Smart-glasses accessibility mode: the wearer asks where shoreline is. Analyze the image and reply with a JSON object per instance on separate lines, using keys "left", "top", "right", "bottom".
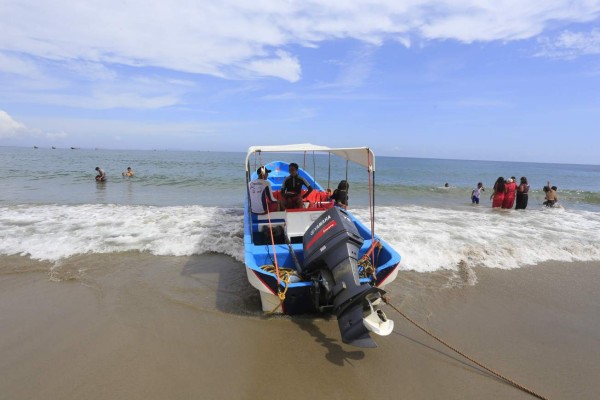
{"left": 1, "top": 254, "right": 599, "bottom": 399}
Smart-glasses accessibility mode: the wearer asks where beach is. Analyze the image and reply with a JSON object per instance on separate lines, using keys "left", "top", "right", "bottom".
{"left": 1, "top": 253, "right": 598, "bottom": 400}
{"left": 2, "top": 147, "right": 600, "bottom": 399}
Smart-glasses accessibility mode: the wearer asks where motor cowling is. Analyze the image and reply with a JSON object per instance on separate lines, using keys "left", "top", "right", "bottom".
{"left": 302, "top": 207, "right": 393, "bottom": 348}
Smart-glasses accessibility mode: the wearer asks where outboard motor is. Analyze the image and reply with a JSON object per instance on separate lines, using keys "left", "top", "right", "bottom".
{"left": 302, "top": 207, "right": 393, "bottom": 348}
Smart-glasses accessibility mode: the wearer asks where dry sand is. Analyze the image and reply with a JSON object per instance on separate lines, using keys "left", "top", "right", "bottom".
{"left": 1, "top": 253, "right": 599, "bottom": 400}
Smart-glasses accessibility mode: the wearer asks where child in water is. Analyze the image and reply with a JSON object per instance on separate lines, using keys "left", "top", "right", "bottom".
{"left": 471, "top": 182, "right": 485, "bottom": 204}
{"left": 122, "top": 166, "right": 134, "bottom": 177}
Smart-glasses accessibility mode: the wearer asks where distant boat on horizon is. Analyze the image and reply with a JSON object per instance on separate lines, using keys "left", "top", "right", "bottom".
{"left": 70, "top": 147, "right": 78, "bottom": 150}
{"left": 52, "top": 146, "right": 56, "bottom": 149}
{"left": 33, "top": 145, "right": 38, "bottom": 149}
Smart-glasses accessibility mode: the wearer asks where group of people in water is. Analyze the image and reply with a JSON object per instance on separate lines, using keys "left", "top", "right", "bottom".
{"left": 469, "top": 177, "right": 559, "bottom": 210}
{"left": 98, "top": 162, "right": 560, "bottom": 212}
{"left": 248, "top": 163, "right": 349, "bottom": 214}
{"left": 94, "top": 166, "right": 134, "bottom": 182}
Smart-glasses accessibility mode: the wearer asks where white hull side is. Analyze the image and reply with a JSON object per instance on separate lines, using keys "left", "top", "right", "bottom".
{"left": 245, "top": 267, "right": 282, "bottom": 313}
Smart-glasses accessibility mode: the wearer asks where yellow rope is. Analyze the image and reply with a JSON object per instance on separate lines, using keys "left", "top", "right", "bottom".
{"left": 382, "top": 296, "right": 549, "bottom": 400}
{"left": 260, "top": 265, "right": 301, "bottom": 314}
{"left": 358, "top": 241, "right": 382, "bottom": 279}
{"left": 358, "top": 256, "right": 375, "bottom": 278}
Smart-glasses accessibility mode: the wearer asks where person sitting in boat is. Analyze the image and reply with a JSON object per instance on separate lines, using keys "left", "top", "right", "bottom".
{"left": 95, "top": 166, "right": 106, "bottom": 182}
{"left": 331, "top": 180, "right": 349, "bottom": 209}
{"left": 249, "top": 166, "right": 282, "bottom": 214}
{"left": 122, "top": 166, "right": 134, "bottom": 177}
{"left": 281, "top": 162, "right": 313, "bottom": 209}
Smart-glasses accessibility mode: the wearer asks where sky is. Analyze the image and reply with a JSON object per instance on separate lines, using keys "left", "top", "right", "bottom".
{"left": 1, "top": 0, "right": 600, "bottom": 164}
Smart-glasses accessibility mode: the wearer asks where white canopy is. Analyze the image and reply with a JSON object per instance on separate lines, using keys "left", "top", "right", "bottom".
{"left": 245, "top": 143, "right": 375, "bottom": 172}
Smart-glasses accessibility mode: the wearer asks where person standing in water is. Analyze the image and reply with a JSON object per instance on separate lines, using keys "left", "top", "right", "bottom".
{"left": 543, "top": 181, "right": 558, "bottom": 207}
{"left": 515, "top": 177, "right": 530, "bottom": 209}
{"left": 471, "top": 182, "right": 484, "bottom": 205}
{"left": 122, "top": 166, "right": 134, "bottom": 177}
{"left": 502, "top": 177, "right": 517, "bottom": 209}
{"left": 490, "top": 177, "right": 506, "bottom": 208}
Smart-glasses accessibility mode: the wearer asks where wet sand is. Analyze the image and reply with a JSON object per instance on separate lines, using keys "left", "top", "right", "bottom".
{"left": 1, "top": 253, "right": 599, "bottom": 399}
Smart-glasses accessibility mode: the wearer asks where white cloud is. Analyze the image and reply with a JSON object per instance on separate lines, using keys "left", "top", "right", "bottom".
{"left": 0, "top": 110, "right": 26, "bottom": 138}
{"left": 314, "top": 46, "right": 375, "bottom": 91}
{"left": 536, "top": 29, "right": 600, "bottom": 59}
{"left": 0, "top": 110, "right": 69, "bottom": 140}
{"left": 96, "top": 92, "right": 181, "bottom": 109}
{"left": 0, "top": 70, "right": 190, "bottom": 110}
{"left": 63, "top": 60, "right": 118, "bottom": 81}
{"left": 244, "top": 50, "right": 301, "bottom": 82}
{"left": 2, "top": 0, "right": 600, "bottom": 85}
{"left": 2, "top": 0, "right": 600, "bottom": 118}
{"left": 0, "top": 53, "right": 41, "bottom": 77}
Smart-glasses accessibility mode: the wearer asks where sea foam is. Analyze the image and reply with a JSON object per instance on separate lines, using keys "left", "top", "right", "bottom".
{"left": 353, "top": 205, "right": 600, "bottom": 272}
{"left": 1, "top": 204, "right": 599, "bottom": 273}
{"left": 0, "top": 204, "right": 244, "bottom": 263}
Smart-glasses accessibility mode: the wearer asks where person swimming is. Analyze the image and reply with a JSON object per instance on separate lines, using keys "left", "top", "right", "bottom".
{"left": 122, "top": 166, "right": 134, "bottom": 177}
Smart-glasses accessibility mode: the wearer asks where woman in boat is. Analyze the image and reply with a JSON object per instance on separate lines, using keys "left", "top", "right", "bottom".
{"left": 490, "top": 177, "right": 506, "bottom": 208}
{"left": 515, "top": 176, "right": 529, "bottom": 209}
{"left": 331, "top": 180, "right": 349, "bottom": 209}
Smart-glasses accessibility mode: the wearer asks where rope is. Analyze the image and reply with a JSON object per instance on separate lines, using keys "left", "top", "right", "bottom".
{"left": 327, "top": 152, "right": 331, "bottom": 190}
{"left": 357, "top": 257, "right": 375, "bottom": 279}
{"left": 263, "top": 173, "right": 295, "bottom": 314}
{"left": 345, "top": 160, "right": 348, "bottom": 185}
{"left": 382, "top": 296, "right": 549, "bottom": 400}
{"left": 358, "top": 240, "right": 381, "bottom": 279}
{"left": 312, "top": 151, "right": 316, "bottom": 188}
{"left": 262, "top": 157, "right": 295, "bottom": 314}
{"left": 264, "top": 199, "right": 286, "bottom": 312}
{"left": 367, "top": 150, "right": 376, "bottom": 266}
{"left": 265, "top": 205, "right": 280, "bottom": 289}
{"left": 261, "top": 265, "right": 299, "bottom": 314}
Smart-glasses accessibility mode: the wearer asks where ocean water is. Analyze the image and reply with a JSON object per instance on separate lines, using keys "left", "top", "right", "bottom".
{"left": 1, "top": 146, "right": 599, "bottom": 273}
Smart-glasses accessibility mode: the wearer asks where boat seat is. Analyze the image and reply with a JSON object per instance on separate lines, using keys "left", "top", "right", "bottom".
{"left": 251, "top": 211, "right": 286, "bottom": 223}
{"left": 251, "top": 212, "right": 286, "bottom": 241}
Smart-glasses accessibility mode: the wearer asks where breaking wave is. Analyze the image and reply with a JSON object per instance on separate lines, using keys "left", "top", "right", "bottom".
{"left": 1, "top": 203, "right": 600, "bottom": 273}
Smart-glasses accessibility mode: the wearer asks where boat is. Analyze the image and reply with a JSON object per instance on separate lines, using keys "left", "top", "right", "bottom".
{"left": 244, "top": 144, "right": 401, "bottom": 347}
